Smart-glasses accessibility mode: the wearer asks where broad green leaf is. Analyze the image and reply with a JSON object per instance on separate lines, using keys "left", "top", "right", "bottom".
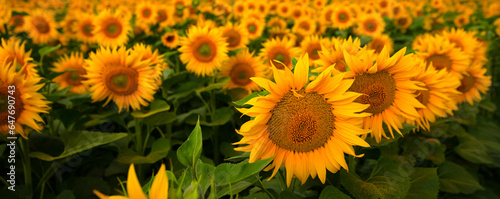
{"left": 195, "top": 77, "right": 230, "bottom": 93}
{"left": 214, "top": 157, "right": 273, "bottom": 186}
{"left": 341, "top": 157, "right": 411, "bottom": 199}
{"left": 196, "top": 161, "right": 216, "bottom": 195}
{"left": 143, "top": 111, "right": 177, "bottom": 126}
{"left": 131, "top": 99, "right": 171, "bottom": 118}
{"left": 117, "top": 138, "right": 170, "bottom": 164}
{"left": 30, "top": 131, "right": 127, "bottom": 161}
{"left": 405, "top": 168, "right": 439, "bottom": 199}
{"left": 319, "top": 185, "right": 351, "bottom": 199}
{"left": 177, "top": 118, "right": 203, "bottom": 168}
{"left": 402, "top": 137, "right": 444, "bottom": 165}
{"left": 455, "top": 131, "right": 493, "bottom": 164}
{"left": 39, "top": 44, "right": 61, "bottom": 57}
{"left": 45, "top": 86, "right": 71, "bottom": 102}
{"left": 199, "top": 107, "right": 233, "bottom": 126}
{"left": 291, "top": 57, "right": 298, "bottom": 67}
{"left": 366, "top": 124, "right": 416, "bottom": 147}
{"left": 279, "top": 190, "right": 298, "bottom": 199}
{"left": 217, "top": 180, "right": 255, "bottom": 198}
{"left": 233, "top": 90, "right": 269, "bottom": 107}
{"left": 438, "top": 161, "right": 484, "bottom": 194}
{"left": 479, "top": 100, "right": 496, "bottom": 112}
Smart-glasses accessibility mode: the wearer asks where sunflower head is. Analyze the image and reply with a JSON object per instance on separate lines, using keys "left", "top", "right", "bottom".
{"left": 221, "top": 23, "right": 249, "bottom": 51}
{"left": 235, "top": 53, "right": 371, "bottom": 186}
{"left": 52, "top": 52, "right": 88, "bottom": 94}
{"left": 93, "top": 10, "right": 131, "bottom": 47}
{"left": 218, "top": 49, "right": 267, "bottom": 92}
{"left": 259, "top": 37, "right": 300, "bottom": 71}
{"left": 0, "top": 37, "right": 38, "bottom": 80}
{"left": 25, "top": 10, "right": 59, "bottom": 44}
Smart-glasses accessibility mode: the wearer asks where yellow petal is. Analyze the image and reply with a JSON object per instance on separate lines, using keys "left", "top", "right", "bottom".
{"left": 150, "top": 164, "right": 169, "bottom": 199}
{"left": 127, "top": 165, "right": 147, "bottom": 199}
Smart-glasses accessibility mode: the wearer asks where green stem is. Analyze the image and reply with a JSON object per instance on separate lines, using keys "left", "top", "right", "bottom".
{"left": 257, "top": 177, "right": 275, "bottom": 199}
{"left": 210, "top": 76, "right": 219, "bottom": 164}
{"left": 278, "top": 169, "right": 286, "bottom": 191}
{"left": 35, "top": 166, "right": 54, "bottom": 195}
{"left": 135, "top": 118, "right": 143, "bottom": 155}
{"left": 19, "top": 137, "right": 32, "bottom": 191}
{"left": 289, "top": 178, "right": 297, "bottom": 194}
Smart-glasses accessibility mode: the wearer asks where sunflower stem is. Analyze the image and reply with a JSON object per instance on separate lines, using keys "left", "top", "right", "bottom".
{"left": 135, "top": 118, "right": 144, "bottom": 155}
{"left": 290, "top": 178, "right": 297, "bottom": 194}
{"left": 257, "top": 177, "right": 275, "bottom": 199}
{"left": 210, "top": 76, "right": 220, "bottom": 164}
{"left": 19, "top": 137, "right": 33, "bottom": 192}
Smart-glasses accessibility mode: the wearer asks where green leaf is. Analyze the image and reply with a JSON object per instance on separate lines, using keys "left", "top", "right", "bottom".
{"left": 131, "top": 99, "right": 171, "bottom": 118}
{"left": 195, "top": 77, "right": 230, "bottom": 93}
{"left": 143, "top": 111, "right": 177, "bottom": 126}
{"left": 55, "top": 190, "right": 75, "bottom": 199}
{"left": 30, "top": 131, "right": 127, "bottom": 161}
{"left": 214, "top": 157, "right": 273, "bottom": 186}
{"left": 177, "top": 118, "right": 203, "bottom": 168}
{"left": 291, "top": 57, "right": 298, "bottom": 67}
{"left": 438, "top": 161, "right": 484, "bottom": 194}
{"left": 341, "top": 157, "right": 411, "bottom": 199}
{"left": 45, "top": 86, "right": 72, "bottom": 102}
{"left": 455, "top": 131, "right": 494, "bottom": 164}
{"left": 405, "top": 168, "right": 439, "bottom": 199}
{"left": 319, "top": 185, "right": 351, "bottom": 199}
{"left": 233, "top": 90, "right": 269, "bottom": 107}
{"left": 366, "top": 124, "right": 416, "bottom": 147}
{"left": 196, "top": 161, "right": 216, "bottom": 195}
{"left": 279, "top": 190, "right": 298, "bottom": 199}
{"left": 117, "top": 138, "right": 170, "bottom": 164}
{"left": 39, "top": 44, "right": 61, "bottom": 57}
{"left": 479, "top": 100, "right": 496, "bottom": 112}
{"left": 199, "top": 107, "right": 233, "bottom": 126}
{"left": 217, "top": 180, "right": 255, "bottom": 198}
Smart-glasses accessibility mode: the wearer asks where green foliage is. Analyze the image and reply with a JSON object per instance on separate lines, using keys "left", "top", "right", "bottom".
{"left": 214, "top": 158, "right": 273, "bottom": 186}
{"left": 117, "top": 138, "right": 170, "bottom": 164}
{"left": 177, "top": 118, "right": 203, "bottom": 168}
{"left": 438, "top": 161, "right": 484, "bottom": 194}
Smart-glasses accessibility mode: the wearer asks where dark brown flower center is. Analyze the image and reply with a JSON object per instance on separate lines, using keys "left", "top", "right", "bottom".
{"left": 457, "top": 74, "right": 476, "bottom": 93}
{"left": 0, "top": 85, "right": 24, "bottom": 126}
{"left": 349, "top": 71, "right": 396, "bottom": 114}
{"left": 267, "top": 90, "right": 335, "bottom": 152}
{"left": 426, "top": 54, "right": 452, "bottom": 71}
{"left": 223, "top": 29, "right": 241, "bottom": 48}
{"left": 230, "top": 63, "right": 255, "bottom": 86}
{"left": 105, "top": 67, "right": 139, "bottom": 95}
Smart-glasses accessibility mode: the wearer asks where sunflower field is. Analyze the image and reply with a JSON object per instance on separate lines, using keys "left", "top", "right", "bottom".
{"left": 1, "top": 0, "right": 500, "bottom": 198}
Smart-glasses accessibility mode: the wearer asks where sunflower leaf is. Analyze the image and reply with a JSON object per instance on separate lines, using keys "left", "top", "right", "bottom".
{"left": 233, "top": 90, "right": 270, "bottom": 107}
{"left": 438, "top": 161, "right": 484, "bottom": 194}
{"left": 131, "top": 99, "right": 171, "bottom": 118}
{"left": 177, "top": 117, "right": 203, "bottom": 168}
{"left": 214, "top": 157, "right": 273, "bottom": 186}
{"left": 319, "top": 185, "right": 351, "bottom": 199}
{"left": 405, "top": 168, "right": 439, "bottom": 199}
{"left": 366, "top": 123, "right": 416, "bottom": 147}
{"left": 39, "top": 44, "right": 61, "bottom": 57}
{"left": 116, "top": 138, "right": 170, "bottom": 164}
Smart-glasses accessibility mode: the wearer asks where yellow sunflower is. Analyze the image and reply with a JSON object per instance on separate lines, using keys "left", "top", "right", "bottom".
{"left": 290, "top": 7, "right": 305, "bottom": 21}
{"left": 331, "top": 6, "right": 355, "bottom": 30}
{"left": 242, "top": 18, "right": 265, "bottom": 40}
{"left": 93, "top": 10, "right": 131, "bottom": 47}
{"left": 267, "top": 17, "right": 287, "bottom": 30}
{"left": 406, "top": 59, "right": 461, "bottom": 130}
{"left": 234, "top": 54, "right": 371, "bottom": 185}
{"left": 130, "top": 43, "right": 167, "bottom": 83}
{"left": 345, "top": 47, "right": 426, "bottom": 143}
{"left": 25, "top": 10, "right": 59, "bottom": 44}
{"left": 366, "top": 34, "right": 393, "bottom": 55}
{"left": 233, "top": 1, "right": 246, "bottom": 18}
{"left": 220, "top": 23, "right": 249, "bottom": 51}
{"left": 277, "top": 3, "right": 292, "bottom": 18}
{"left": 354, "top": 13, "right": 385, "bottom": 37}
{"left": 179, "top": 26, "right": 229, "bottom": 77}
{"left": 455, "top": 63, "right": 491, "bottom": 105}
{"left": 320, "top": 6, "right": 335, "bottom": 25}
{"left": 441, "top": 29, "right": 479, "bottom": 61}
{"left": 8, "top": 14, "right": 27, "bottom": 34}
{"left": 414, "top": 35, "right": 470, "bottom": 79}
{"left": 218, "top": 49, "right": 267, "bottom": 92}
{"left": 454, "top": 14, "right": 469, "bottom": 28}
{"left": 0, "top": 61, "right": 50, "bottom": 138}
{"left": 268, "top": 27, "right": 297, "bottom": 42}
{"left": 51, "top": 52, "right": 88, "bottom": 94}
{"left": 394, "top": 12, "right": 412, "bottom": 32}
{"left": 0, "top": 37, "right": 38, "bottom": 80}
{"left": 292, "top": 16, "right": 317, "bottom": 36}
{"left": 155, "top": 5, "right": 175, "bottom": 29}
{"left": 259, "top": 37, "right": 300, "bottom": 70}
{"left": 83, "top": 46, "right": 158, "bottom": 112}
{"left": 60, "top": 11, "right": 79, "bottom": 40}
{"left": 75, "top": 13, "right": 96, "bottom": 44}
{"left": 135, "top": 1, "right": 157, "bottom": 25}
{"left": 314, "top": 37, "right": 365, "bottom": 74}
{"left": 161, "top": 31, "right": 180, "bottom": 49}
{"left": 94, "top": 164, "right": 169, "bottom": 199}
{"left": 300, "top": 35, "right": 324, "bottom": 64}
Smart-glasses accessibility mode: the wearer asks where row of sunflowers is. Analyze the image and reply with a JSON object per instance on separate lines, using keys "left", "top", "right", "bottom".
{"left": 1, "top": 0, "right": 499, "bottom": 198}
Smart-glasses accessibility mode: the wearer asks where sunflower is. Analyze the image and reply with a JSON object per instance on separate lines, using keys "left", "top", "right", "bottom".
{"left": 292, "top": 16, "right": 317, "bottom": 36}
{"left": 267, "top": 17, "right": 287, "bottom": 30}
{"left": 233, "top": 1, "right": 246, "bottom": 17}
{"left": 290, "top": 7, "right": 305, "bottom": 21}
{"left": 0, "top": 37, "right": 38, "bottom": 80}
{"left": 25, "top": 10, "right": 59, "bottom": 44}
{"left": 314, "top": 37, "right": 365, "bottom": 74}
{"left": 394, "top": 13, "right": 412, "bottom": 32}
{"left": 331, "top": 6, "right": 355, "bottom": 30}
{"left": 130, "top": 43, "right": 167, "bottom": 83}
{"left": 0, "top": 61, "right": 50, "bottom": 139}
{"left": 354, "top": 13, "right": 385, "bottom": 37}
{"left": 366, "top": 34, "right": 393, "bottom": 55}
{"left": 406, "top": 59, "right": 461, "bottom": 130}
{"left": 8, "top": 14, "right": 27, "bottom": 34}
{"left": 234, "top": 54, "right": 371, "bottom": 185}
{"left": 75, "top": 13, "right": 96, "bottom": 44}
{"left": 454, "top": 14, "right": 469, "bottom": 28}
{"left": 441, "top": 29, "right": 479, "bottom": 61}
{"left": 155, "top": 5, "right": 175, "bottom": 28}
{"left": 51, "top": 52, "right": 88, "bottom": 94}
{"left": 259, "top": 37, "right": 300, "bottom": 70}
{"left": 161, "top": 31, "right": 180, "bottom": 49}
{"left": 83, "top": 46, "right": 158, "bottom": 112}
{"left": 455, "top": 63, "right": 491, "bottom": 105}
{"left": 320, "top": 6, "right": 335, "bottom": 25}
{"left": 179, "top": 26, "right": 228, "bottom": 77}
{"left": 218, "top": 49, "right": 267, "bottom": 92}
{"left": 93, "top": 10, "right": 131, "bottom": 47}
{"left": 241, "top": 18, "right": 265, "bottom": 40}
{"left": 345, "top": 47, "right": 426, "bottom": 143}
{"left": 135, "top": 1, "right": 157, "bottom": 25}
{"left": 300, "top": 35, "right": 324, "bottom": 64}
{"left": 414, "top": 35, "right": 470, "bottom": 79}
{"left": 220, "top": 23, "right": 249, "bottom": 51}
{"left": 268, "top": 27, "right": 296, "bottom": 42}
{"left": 277, "top": 3, "right": 292, "bottom": 18}
{"left": 94, "top": 164, "right": 169, "bottom": 199}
